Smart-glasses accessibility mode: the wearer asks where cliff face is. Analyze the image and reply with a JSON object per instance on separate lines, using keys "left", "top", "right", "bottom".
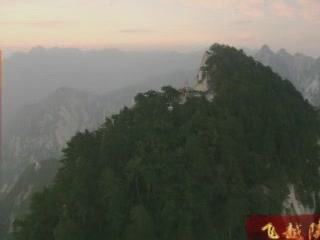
{"left": 194, "top": 49, "right": 214, "bottom": 92}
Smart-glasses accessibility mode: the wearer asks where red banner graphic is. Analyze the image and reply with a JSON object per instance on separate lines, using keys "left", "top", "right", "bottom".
{"left": 246, "top": 215, "right": 320, "bottom": 240}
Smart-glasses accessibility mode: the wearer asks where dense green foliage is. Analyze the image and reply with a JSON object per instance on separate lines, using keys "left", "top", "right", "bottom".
{"left": 11, "top": 44, "right": 320, "bottom": 240}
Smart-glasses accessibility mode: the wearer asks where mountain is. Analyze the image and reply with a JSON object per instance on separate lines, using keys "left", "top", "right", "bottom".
{"left": 1, "top": 87, "right": 106, "bottom": 185}
{"left": 0, "top": 67, "right": 196, "bottom": 239}
{"left": 2, "top": 47, "right": 202, "bottom": 129}
{"left": 1, "top": 67, "right": 196, "bottom": 187}
{"left": 10, "top": 44, "right": 320, "bottom": 240}
{"left": 1, "top": 47, "right": 200, "bottom": 181}
{"left": 254, "top": 45, "right": 320, "bottom": 105}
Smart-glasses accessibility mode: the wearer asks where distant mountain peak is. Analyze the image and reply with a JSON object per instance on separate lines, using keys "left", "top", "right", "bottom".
{"left": 51, "top": 87, "right": 82, "bottom": 99}
{"left": 260, "top": 44, "right": 273, "bottom": 54}
{"left": 48, "top": 87, "right": 98, "bottom": 104}
{"left": 294, "top": 52, "right": 308, "bottom": 58}
{"left": 54, "top": 86, "right": 80, "bottom": 95}
{"left": 30, "top": 46, "right": 46, "bottom": 54}
{"left": 277, "top": 48, "right": 290, "bottom": 56}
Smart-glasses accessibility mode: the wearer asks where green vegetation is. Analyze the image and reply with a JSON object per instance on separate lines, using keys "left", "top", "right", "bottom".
{"left": 11, "top": 44, "right": 320, "bottom": 240}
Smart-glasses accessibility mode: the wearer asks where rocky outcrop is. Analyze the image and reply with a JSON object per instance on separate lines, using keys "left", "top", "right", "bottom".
{"left": 282, "top": 184, "right": 316, "bottom": 215}
{"left": 194, "top": 49, "right": 215, "bottom": 92}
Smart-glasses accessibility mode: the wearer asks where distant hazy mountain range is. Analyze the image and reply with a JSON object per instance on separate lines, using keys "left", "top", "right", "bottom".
{"left": 2, "top": 47, "right": 202, "bottom": 130}
{"left": 1, "top": 47, "right": 200, "bottom": 183}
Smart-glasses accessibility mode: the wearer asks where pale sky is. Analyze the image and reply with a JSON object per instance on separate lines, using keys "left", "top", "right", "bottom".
{"left": 1, "top": 0, "right": 320, "bottom": 56}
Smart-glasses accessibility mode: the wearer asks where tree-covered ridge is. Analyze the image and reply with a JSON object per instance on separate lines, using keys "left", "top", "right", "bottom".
{"left": 11, "top": 44, "right": 320, "bottom": 240}
{"left": 208, "top": 44, "right": 320, "bottom": 183}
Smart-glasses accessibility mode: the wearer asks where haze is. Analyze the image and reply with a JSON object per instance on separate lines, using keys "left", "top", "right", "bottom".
{"left": 1, "top": 0, "right": 320, "bottom": 56}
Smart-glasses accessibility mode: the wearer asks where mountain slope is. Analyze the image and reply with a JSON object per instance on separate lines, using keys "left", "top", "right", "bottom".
{"left": 11, "top": 44, "right": 320, "bottom": 240}
{"left": 254, "top": 45, "right": 320, "bottom": 105}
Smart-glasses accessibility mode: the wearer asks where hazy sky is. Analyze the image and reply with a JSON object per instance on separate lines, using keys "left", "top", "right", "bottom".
{"left": 1, "top": 0, "right": 320, "bottom": 56}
